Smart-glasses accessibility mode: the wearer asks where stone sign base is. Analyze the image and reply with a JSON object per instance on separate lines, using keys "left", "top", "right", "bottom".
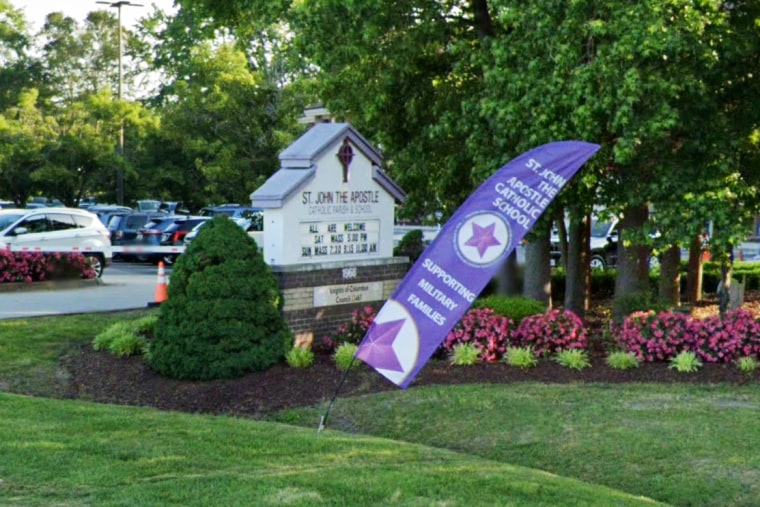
{"left": 271, "top": 257, "right": 409, "bottom": 349}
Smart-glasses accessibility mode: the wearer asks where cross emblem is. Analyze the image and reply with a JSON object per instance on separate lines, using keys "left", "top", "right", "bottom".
{"left": 337, "top": 138, "right": 354, "bottom": 183}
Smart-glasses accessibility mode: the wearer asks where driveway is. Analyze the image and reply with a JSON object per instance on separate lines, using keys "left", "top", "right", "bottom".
{"left": 0, "top": 262, "right": 165, "bottom": 320}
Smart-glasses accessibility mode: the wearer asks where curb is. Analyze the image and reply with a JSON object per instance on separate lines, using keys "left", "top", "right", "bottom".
{"left": 0, "top": 278, "right": 103, "bottom": 293}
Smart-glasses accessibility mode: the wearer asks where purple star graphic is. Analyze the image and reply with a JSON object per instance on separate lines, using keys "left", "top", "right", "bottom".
{"left": 355, "top": 318, "right": 406, "bottom": 372}
{"left": 464, "top": 221, "right": 501, "bottom": 258}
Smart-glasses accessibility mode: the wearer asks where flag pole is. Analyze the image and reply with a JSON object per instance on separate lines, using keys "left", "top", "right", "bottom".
{"left": 317, "top": 356, "right": 357, "bottom": 434}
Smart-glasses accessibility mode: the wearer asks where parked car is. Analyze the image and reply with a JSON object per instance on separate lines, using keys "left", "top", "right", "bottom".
{"left": 158, "top": 201, "right": 190, "bottom": 215}
{"left": 551, "top": 217, "right": 619, "bottom": 270}
{"left": 26, "top": 197, "right": 64, "bottom": 209}
{"left": 183, "top": 216, "right": 261, "bottom": 247}
{"left": 133, "top": 216, "right": 210, "bottom": 265}
{"left": 107, "top": 212, "right": 165, "bottom": 260}
{"left": 0, "top": 207, "right": 112, "bottom": 277}
{"left": 77, "top": 197, "right": 98, "bottom": 209}
{"left": 134, "top": 199, "right": 162, "bottom": 213}
{"left": 198, "top": 204, "right": 263, "bottom": 220}
{"left": 87, "top": 204, "right": 133, "bottom": 227}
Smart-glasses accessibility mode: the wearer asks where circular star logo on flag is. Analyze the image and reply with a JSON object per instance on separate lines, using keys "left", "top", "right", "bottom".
{"left": 354, "top": 299, "right": 419, "bottom": 386}
{"left": 454, "top": 211, "right": 511, "bottom": 266}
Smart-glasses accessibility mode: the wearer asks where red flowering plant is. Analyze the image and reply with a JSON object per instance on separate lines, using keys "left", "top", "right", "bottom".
{"left": 512, "top": 309, "right": 588, "bottom": 357}
{"left": 616, "top": 310, "right": 692, "bottom": 362}
{"left": 46, "top": 252, "right": 96, "bottom": 280}
{"left": 0, "top": 251, "right": 94, "bottom": 283}
{"left": 322, "top": 305, "right": 377, "bottom": 351}
{"left": 0, "top": 250, "right": 47, "bottom": 283}
{"left": 441, "top": 308, "right": 513, "bottom": 363}
{"left": 686, "top": 309, "right": 760, "bottom": 363}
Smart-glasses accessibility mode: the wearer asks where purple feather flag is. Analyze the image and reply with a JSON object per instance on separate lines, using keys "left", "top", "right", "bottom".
{"left": 355, "top": 141, "right": 601, "bottom": 388}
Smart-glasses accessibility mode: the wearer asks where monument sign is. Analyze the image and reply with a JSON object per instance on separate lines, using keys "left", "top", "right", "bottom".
{"left": 250, "top": 123, "right": 407, "bottom": 344}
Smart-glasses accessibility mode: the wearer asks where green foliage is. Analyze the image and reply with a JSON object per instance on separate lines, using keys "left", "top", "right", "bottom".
{"left": 323, "top": 306, "right": 376, "bottom": 351}
{"left": 448, "top": 343, "right": 480, "bottom": 366}
{"left": 554, "top": 349, "right": 591, "bottom": 370}
{"left": 736, "top": 356, "right": 759, "bottom": 375}
{"left": 333, "top": 343, "right": 359, "bottom": 372}
{"left": 149, "top": 216, "right": 292, "bottom": 380}
{"left": 558, "top": 269, "right": 617, "bottom": 301}
{"left": 669, "top": 351, "right": 702, "bottom": 373}
{"left": 612, "top": 291, "right": 670, "bottom": 322}
{"left": 504, "top": 347, "right": 538, "bottom": 369}
{"left": 109, "top": 333, "right": 148, "bottom": 357}
{"left": 393, "top": 229, "right": 426, "bottom": 263}
{"left": 472, "top": 295, "right": 546, "bottom": 324}
{"left": 92, "top": 320, "right": 148, "bottom": 357}
{"left": 606, "top": 351, "right": 640, "bottom": 370}
{"left": 133, "top": 313, "right": 157, "bottom": 336}
{"left": 92, "top": 322, "right": 133, "bottom": 351}
{"left": 285, "top": 347, "right": 315, "bottom": 368}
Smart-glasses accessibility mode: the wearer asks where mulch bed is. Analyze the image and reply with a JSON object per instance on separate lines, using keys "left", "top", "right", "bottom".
{"left": 51, "top": 291, "right": 760, "bottom": 419}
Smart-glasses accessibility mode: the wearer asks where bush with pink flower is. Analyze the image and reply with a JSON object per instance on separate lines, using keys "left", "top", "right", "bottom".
{"left": 616, "top": 310, "right": 692, "bottom": 362}
{"left": 442, "top": 308, "right": 513, "bottom": 363}
{"left": 322, "top": 305, "right": 377, "bottom": 351}
{"left": 686, "top": 309, "right": 760, "bottom": 363}
{"left": 512, "top": 309, "right": 588, "bottom": 357}
{"left": 616, "top": 308, "right": 760, "bottom": 364}
{"left": 0, "top": 250, "right": 94, "bottom": 283}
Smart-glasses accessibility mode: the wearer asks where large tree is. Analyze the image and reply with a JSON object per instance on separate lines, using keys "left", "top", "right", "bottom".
{"left": 173, "top": 0, "right": 760, "bottom": 313}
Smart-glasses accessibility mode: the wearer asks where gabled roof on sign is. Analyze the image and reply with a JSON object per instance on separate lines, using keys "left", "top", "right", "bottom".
{"left": 249, "top": 165, "right": 316, "bottom": 208}
{"left": 278, "top": 122, "right": 382, "bottom": 168}
{"left": 250, "top": 123, "right": 405, "bottom": 208}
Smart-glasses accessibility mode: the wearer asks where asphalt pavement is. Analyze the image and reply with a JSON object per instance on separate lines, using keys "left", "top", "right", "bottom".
{"left": 0, "top": 263, "right": 164, "bottom": 320}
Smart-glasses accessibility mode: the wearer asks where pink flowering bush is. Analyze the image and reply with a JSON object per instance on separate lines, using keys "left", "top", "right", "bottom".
{"left": 512, "top": 309, "right": 588, "bottom": 356}
{"left": 616, "top": 310, "right": 692, "bottom": 362}
{"left": 442, "top": 308, "right": 513, "bottom": 363}
{"left": 322, "top": 305, "right": 377, "bottom": 351}
{"left": 0, "top": 250, "right": 94, "bottom": 283}
{"left": 685, "top": 309, "right": 760, "bottom": 363}
{"left": 616, "top": 309, "right": 760, "bottom": 363}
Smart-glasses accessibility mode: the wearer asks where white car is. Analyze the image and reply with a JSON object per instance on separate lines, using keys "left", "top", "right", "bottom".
{"left": 0, "top": 207, "right": 112, "bottom": 277}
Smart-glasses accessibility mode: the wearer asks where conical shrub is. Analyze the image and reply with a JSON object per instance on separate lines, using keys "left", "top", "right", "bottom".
{"left": 149, "top": 216, "right": 292, "bottom": 380}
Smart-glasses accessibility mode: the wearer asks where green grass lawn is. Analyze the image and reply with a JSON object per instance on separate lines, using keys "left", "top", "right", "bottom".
{"left": 3, "top": 311, "right": 760, "bottom": 505}
{"left": 272, "top": 383, "right": 760, "bottom": 507}
{"left": 0, "top": 393, "right": 662, "bottom": 506}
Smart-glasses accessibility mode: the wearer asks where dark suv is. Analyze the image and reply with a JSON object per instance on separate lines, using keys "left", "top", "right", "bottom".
{"left": 108, "top": 212, "right": 165, "bottom": 260}
{"left": 133, "top": 215, "right": 210, "bottom": 265}
{"left": 88, "top": 204, "right": 133, "bottom": 227}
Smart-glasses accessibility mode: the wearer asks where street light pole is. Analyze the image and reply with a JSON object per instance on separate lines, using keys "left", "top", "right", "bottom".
{"left": 96, "top": 1, "right": 143, "bottom": 205}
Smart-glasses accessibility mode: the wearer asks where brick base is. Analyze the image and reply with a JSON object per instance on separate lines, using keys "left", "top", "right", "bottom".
{"left": 271, "top": 257, "right": 409, "bottom": 348}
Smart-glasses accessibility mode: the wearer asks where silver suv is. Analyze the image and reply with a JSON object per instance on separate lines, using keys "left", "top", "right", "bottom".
{"left": 0, "top": 207, "right": 112, "bottom": 277}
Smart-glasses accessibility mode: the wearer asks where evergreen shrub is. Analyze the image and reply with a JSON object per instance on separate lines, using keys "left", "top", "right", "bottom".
{"left": 393, "top": 229, "right": 426, "bottom": 263}
{"left": 148, "top": 216, "right": 292, "bottom": 380}
{"left": 472, "top": 295, "right": 545, "bottom": 324}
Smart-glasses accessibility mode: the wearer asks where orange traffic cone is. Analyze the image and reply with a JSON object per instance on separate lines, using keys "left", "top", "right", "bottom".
{"left": 148, "top": 261, "right": 168, "bottom": 307}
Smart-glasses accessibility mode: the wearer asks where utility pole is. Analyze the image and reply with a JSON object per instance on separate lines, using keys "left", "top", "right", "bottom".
{"left": 96, "top": 1, "right": 143, "bottom": 205}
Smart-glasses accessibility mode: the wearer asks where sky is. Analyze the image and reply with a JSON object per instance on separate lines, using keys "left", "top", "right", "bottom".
{"left": 9, "top": 0, "right": 177, "bottom": 32}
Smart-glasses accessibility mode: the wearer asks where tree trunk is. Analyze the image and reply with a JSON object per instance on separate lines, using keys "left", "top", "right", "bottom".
{"left": 495, "top": 249, "right": 520, "bottom": 296}
{"left": 613, "top": 204, "right": 650, "bottom": 321}
{"left": 718, "top": 250, "right": 733, "bottom": 319}
{"left": 684, "top": 234, "right": 704, "bottom": 304}
{"left": 564, "top": 213, "right": 589, "bottom": 318}
{"left": 556, "top": 215, "right": 569, "bottom": 271}
{"left": 657, "top": 244, "right": 681, "bottom": 306}
{"left": 523, "top": 233, "right": 552, "bottom": 308}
